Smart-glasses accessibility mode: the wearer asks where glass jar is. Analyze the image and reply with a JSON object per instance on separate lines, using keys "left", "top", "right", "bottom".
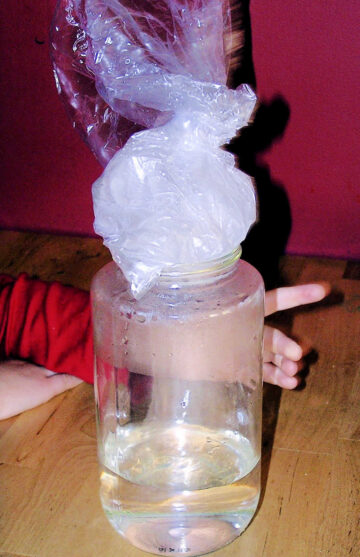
{"left": 91, "top": 249, "right": 264, "bottom": 556}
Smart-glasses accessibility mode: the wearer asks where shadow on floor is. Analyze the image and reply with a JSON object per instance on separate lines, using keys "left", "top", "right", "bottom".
{"left": 259, "top": 383, "right": 282, "bottom": 506}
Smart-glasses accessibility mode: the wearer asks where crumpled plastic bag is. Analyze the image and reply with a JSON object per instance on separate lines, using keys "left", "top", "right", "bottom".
{"left": 51, "top": 0, "right": 144, "bottom": 167}
{"left": 51, "top": 0, "right": 257, "bottom": 297}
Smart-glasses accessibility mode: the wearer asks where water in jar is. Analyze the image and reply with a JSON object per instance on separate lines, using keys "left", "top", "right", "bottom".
{"left": 96, "top": 362, "right": 260, "bottom": 557}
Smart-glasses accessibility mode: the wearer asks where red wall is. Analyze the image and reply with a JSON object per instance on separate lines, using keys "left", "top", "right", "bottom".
{"left": 1, "top": 1, "right": 359, "bottom": 259}
{"left": 251, "top": 0, "right": 360, "bottom": 260}
{"left": 0, "top": 1, "right": 100, "bottom": 236}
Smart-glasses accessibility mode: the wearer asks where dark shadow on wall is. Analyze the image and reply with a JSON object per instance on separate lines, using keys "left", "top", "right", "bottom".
{"left": 226, "top": 0, "right": 292, "bottom": 289}
{"left": 230, "top": 98, "right": 292, "bottom": 289}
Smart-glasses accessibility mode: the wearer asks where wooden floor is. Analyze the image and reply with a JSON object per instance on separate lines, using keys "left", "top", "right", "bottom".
{"left": 0, "top": 230, "right": 359, "bottom": 557}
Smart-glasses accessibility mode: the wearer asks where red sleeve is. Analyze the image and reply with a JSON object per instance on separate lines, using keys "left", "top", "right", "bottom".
{"left": 0, "top": 274, "right": 94, "bottom": 383}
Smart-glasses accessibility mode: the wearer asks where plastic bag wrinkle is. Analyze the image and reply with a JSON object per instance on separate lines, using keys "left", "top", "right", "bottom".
{"left": 51, "top": 1, "right": 257, "bottom": 297}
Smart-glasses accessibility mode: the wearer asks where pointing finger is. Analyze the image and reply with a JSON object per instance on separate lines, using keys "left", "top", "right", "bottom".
{"left": 265, "top": 282, "right": 330, "bottom": 317}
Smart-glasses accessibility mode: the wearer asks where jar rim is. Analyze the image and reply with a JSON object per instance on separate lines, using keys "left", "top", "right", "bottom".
{"left": 160, "top": 246, "right": 242, "bottom": 278}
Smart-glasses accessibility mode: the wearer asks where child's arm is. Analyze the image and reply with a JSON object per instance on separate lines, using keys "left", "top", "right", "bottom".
{"left": 0, "top": 274, "right": 330, "bottom": 419}
{"left": 0, "top": 273, "right": 93, "bottom": 382}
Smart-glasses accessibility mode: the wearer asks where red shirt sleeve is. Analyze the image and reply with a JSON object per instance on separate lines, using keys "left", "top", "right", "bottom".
{"left": 0, "top": 274, "right": 94, "bottom": 383}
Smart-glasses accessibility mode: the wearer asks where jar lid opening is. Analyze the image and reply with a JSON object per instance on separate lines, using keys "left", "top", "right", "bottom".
{"left": 160, "top": 246, "right": 242, "bottom": 279}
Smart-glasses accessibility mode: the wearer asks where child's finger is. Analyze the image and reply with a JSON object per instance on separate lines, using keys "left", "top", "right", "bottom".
{"left": 264, "top": 326, "right": 303, "bottom": 361}
{"left": 263, "top": 363, "right": 300, "bottom": 389}
{"left": 263, "top": 351, "right": 304, "bottom": 376}
{"left": 265, "top": 282, "right": 330, "bottom": 317}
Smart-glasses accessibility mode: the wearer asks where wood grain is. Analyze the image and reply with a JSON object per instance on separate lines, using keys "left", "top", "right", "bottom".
{"left": 0, "top": 230, "right": 111, "bottom": 289}
{"left": 0, "top": 231, "right": 359, "bottom": 556}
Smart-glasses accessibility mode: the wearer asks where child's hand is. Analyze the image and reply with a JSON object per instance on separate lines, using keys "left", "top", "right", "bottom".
{"left": 0, "top": 360, "right": 82, "bottom": 420}
{"left": 263, "top": 282, "right": 330, "bottom": 389}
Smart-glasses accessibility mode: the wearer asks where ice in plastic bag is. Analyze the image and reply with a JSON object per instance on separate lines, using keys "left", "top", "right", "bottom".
{"left": 51, "top": 1, "right": 257, "bottom": 297}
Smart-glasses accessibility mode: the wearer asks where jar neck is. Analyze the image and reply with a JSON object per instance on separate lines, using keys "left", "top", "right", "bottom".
{"left": 159, "top": 246, "right": 242, "bottom": 287}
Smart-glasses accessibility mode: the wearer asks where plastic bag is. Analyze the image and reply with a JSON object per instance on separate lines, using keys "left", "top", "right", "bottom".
{"left": 51, "top": 0, "right": 144, "bottom": 167}
{"left": 51, "top": 1, "right": 257, "bottom": 297}
{"left": 51, "top": 0, "right": 245, "bottom": 166}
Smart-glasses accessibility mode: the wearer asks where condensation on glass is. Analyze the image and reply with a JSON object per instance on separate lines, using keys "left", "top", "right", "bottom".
{"left": 91, "top": 249, "right": 264, "bottom": 556}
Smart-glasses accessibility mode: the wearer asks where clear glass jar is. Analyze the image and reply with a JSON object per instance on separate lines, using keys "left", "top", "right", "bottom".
{"left": 91, "top": 249, "right": 264, "bottom": 556}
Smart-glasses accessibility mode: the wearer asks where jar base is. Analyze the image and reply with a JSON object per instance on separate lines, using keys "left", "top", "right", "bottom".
{"left": 105, "top": 512, "right": 256, "bottom": 556}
